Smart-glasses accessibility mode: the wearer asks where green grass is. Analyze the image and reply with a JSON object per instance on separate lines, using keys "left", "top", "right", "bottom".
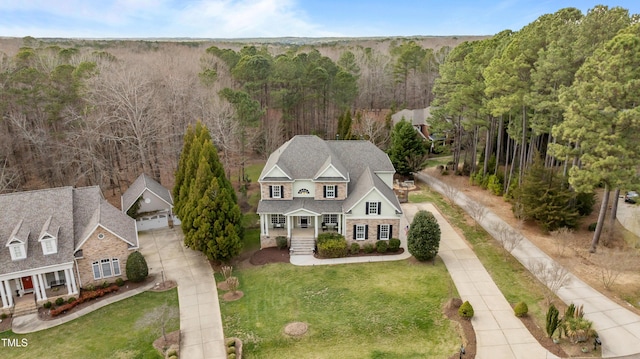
{"left": 219, "top": 261, "right": 460, "bottom": 359}
{"left": 423, "top": 155, "right": 453, "bottom": 168}
{"left": 242, "top": 227, "right": 261, "bottom": 253}
{"left": 245, "top": 162, "right": 266, "bottom": 183}
{"left": 2, "top": 289, "right": 179, "bottom": 359}
{"left": 410, "top": 184, "right": 549, "bottom": 326}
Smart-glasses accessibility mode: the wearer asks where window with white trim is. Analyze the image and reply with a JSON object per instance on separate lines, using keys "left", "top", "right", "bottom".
{"left": 272, "top": 185, "right": 281, "bottom": 198}
{"left": 325, "top": 185, "right": 335, "bottom": 198}
{"left": 92, "top": 258, "right": 121, "bottom": 280}
{"left": 10, "top": 245, "right": 26, "bottom": 260}
{"left": 355, "top": 225, "right": 366, "bottom": 240}
{"left": 323, "top": 214, "right": 338, "bottom": 224}
{"left": 298, "top": 188, "right": 310, "bottom": 195}
{"left": 42, "top": 239, "right": 56, "bottom": 255}
{"left": 368, "top": 202, "right": 379, "bottom": 215}
{"left": 379, "top": 224, "right": 390, "bottom": 240}
{"left": 271, "top": 214, "right": 286, "bottom": 225}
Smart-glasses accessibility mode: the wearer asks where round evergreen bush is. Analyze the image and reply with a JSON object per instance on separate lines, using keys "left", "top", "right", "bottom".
{"left": 588, "top": 222, "right": 597, "bottom": 232}
{"left": 408, "top": 210, "right": 441, "bottom": 261}
{"left": 115, "top": 278, "right": 125, "bottom": 286}
{"left": 43, "top": 301, "right": 52, "bottom": 309}
{"left": 363, "top": 243, "right": 375, "bottom": 253}
{"left": 376, "top": 240, "right": 388, "bottom": 253}
{"left": 55, "top": 297, "right": 65, "bottom": 306}
{"left": 126, "top": 251, "right": 149, "bottom": 283}
{"left": 514, "top": 301, "right": 528, "bottom": 317}
{"left": 276, "top": 236, "right": 288, "bottom": 250}
{"left": 458, "top": 301, "right": 474, "bottom": 319}
{"left": 388, "top": 238, "right": 401, "bottom": 252}
{"left": 350, "top": 243, "right": 360, "bottom": 254}
{"left": 67, "top": 297, "right": 76, "bottom": 304}
{"left": 317, "top": 238, "right": 347, "bottom": 258}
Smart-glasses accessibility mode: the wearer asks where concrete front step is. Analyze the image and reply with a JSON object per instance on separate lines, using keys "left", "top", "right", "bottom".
{"left": 290, "top": 238, "right": 315, "bottom": 255}
{"left": 13, "top": 303, "right": 38, "bottom": 317}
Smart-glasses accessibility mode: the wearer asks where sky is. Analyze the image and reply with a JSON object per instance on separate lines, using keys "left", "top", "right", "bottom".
{"left": 0, "top": 1, "right": 639, "bottom": 39}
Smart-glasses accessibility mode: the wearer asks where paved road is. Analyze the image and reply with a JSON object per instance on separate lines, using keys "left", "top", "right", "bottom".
{"left": 139, "top": 229, "right": 226, "bottom": 359}
{"left": 417, "top": 172, "right": 640, "bottom": 358}
{"left": 616, "top": 197, "right": 640, "bottom": 240}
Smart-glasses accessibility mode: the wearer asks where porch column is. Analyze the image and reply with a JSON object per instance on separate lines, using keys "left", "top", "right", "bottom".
{"left": 0, "top": 280, "right": 8, "bottom": 308}
{"left": 38, "top": 273, "right": 48, "bottom": 300}
{"left": 66, "top": 268, "right": 78, "bottom": 294}
{"left": 287, "top": 216, "right": 292, "bottom": 238}
{"left": 32, "top": 275, "right": 42, "bottom": 301}
{"left": 65, "top": 269, "right": 73, "bottom": 294}
{"left": 314, "top": 216, "right": 319, "bottom": 238}
{"left": 264, "top": 214, "right": 269, "bottom": 237}
{"left": 3, "top": 280, "right": 12, "bottom": 307}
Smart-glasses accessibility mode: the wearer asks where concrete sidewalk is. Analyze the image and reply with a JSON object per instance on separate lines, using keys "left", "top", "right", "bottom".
{"left": 139, "top": 229, "right": 226, "bottom": 359}
{"left": 404, "top": 203, "right": 558, "bottom": 359}
{"left": 417, "top": 172, "right": 640, "bottom": 358}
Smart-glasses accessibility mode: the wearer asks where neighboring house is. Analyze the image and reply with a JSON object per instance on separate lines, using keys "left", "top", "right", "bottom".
{"left": 0, "top": 186, "right": 138, "bottom": 314}
{"left": 121, "top": 173, "right": 180, "bottom": 231}
{"left": 257, "top": 135, "right": 402, "bottom": 252}
{"left": 391, "top": 107, "right": 432, "bottom": 139}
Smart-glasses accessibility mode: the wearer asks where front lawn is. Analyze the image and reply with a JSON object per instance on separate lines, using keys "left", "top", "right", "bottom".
{"left": 2, "top": 289, "right": 179, "bottom": 359}
{"left": 219, "top": 261, "right": 460, "bottom": 359}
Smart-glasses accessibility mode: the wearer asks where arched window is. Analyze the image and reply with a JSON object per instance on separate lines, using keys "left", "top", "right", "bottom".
{"left": 298, "top": 188, "right": 310, "bottom": 195}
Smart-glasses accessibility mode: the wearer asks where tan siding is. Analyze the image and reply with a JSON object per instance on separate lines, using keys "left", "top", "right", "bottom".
{"left": 76, "top": 227, "right": 131, "bottom": 288}
{"left": 345, "top": 218, "right": 401, "bottom": 246}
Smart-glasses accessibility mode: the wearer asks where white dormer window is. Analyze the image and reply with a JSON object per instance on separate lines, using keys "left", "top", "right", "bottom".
{"left": 271, "top": 185, "right": 282, "bottom": 198}
{"left": 10, "top": 243, "right": 26, "bottom": 260}
{"left": 41, "top": 238, "right": 57, "bottom": 255}
{"left": 325, "top": 185, "right": 335, "bottom": 198}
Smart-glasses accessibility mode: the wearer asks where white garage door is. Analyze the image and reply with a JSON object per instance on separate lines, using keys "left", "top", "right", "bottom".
{"left": 136, "top": 213, "right": 169, "bottom": 231}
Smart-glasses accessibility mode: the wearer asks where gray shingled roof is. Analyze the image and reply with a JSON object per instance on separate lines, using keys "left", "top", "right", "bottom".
{"left": 1, "top": 186, "right": 138, "bottom": 276}
{"left": 391, "top": 107, "right": 432, "bottom": 127}
{"left": 258, "top": 136, "right": 400, "bottom": 215}
{"left": 257, "top": 198, "right": 343, "bottom": 215}
{"left": 121, "top": 173, "right": 173, "bottom": 212}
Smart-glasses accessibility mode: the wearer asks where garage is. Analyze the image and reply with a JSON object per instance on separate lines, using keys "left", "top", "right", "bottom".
{"left": 136, "top": 213, "right": 169, "bottom": 231}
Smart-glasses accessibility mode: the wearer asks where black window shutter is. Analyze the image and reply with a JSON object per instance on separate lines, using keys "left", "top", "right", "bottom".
{"left": 389, "top": 225, "right": 393, "bottom": 238}
{"left": 365, "top": 202, "right": 369, "bottom": 215}
{"left": 323, "top": 186, "right": 327, "bottom": 198}
{"left": 280, "top": 186, "right": 284, "bottom": 198}
{"left": 378, "top": 202, "right": 382, "bottom": 215}
{"left": 353, "top": 225, "right": 356, "bottom": 239}
{"left": 269, "top": 186, "right": 273, "bottom": 198}
{"left": 365, "top": 225, "right": 369, "bottom": 239}
{"left": 335, "top": 186, "right": 339, "bottom": 197}
{"left": 377, "top": 225, "right": 381, "bottom": 239}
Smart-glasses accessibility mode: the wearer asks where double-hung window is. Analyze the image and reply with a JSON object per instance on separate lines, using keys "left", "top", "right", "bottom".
{"left": 367, "top": 202, "right": 379, "bottom": 215}
{"left": 355, "top": 225, "right": 366, "bottom": 240}
{"left": 325, "top": 185, "right": 335, "bottom": 198}
{"left": 378, "top": 224, "right": 390, "bottom": 240}
{"left": 271, "top": 185, "right": 281, "bottom": 198}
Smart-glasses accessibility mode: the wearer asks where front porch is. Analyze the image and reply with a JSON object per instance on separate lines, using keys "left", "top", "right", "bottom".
{"left": 259, "top": 212, "right": 344, "bottom": 249}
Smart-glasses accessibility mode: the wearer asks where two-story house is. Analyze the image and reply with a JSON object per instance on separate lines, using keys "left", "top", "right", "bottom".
{"left": 0, "top": 186, "right": 138, "bottom": 315}
{"left": 257, "top": 135, "right": 402, "bottom": 252}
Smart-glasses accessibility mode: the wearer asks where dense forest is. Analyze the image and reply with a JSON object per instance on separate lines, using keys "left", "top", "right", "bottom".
{"left": 0, "top": 35, "right": 469, "bottom": 193}
{"left": 430, "top": 5, "right": 640, "bottom": 251}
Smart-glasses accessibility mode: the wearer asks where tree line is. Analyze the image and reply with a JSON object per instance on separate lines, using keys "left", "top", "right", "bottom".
{"left": 431, "top": 5, "right": 640, "bottom": 251}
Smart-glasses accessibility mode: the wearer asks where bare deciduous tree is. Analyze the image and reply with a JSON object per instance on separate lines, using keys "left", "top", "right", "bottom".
{"left": 550, "top": 227, "right": 574, "bottom": 258}
{"left": 529, "top": 259, "right": 571, "bottom": 305}
{"left": 443, "top": 183, "right": 459, "bottom": 206}
{"left": 135, "top": 303, "right": 179, "bottom": 344}
{"left": 466, "top": 200, "right": 487, "bottom": 229}
{"left": 590, "top": 249, "right": 638, "bottom": 289}
{"left": 0, "top": 159, "right": 19, "bottom": 193}
{"left": 491, "top": 222, "right": 523, "bottom": 257}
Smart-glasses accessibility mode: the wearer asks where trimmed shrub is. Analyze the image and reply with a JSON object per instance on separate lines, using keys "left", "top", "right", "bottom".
{"left": 317, "top": 237, "right": 348, "bottom": 258}
{"left": 43, "top": 301, "right": 52, "bottom": 309}
{"left": 408, "top": 210, "right": 441, "bottom": 261}
{"left": 226, "top": 346, "right": 236, "bottom": 354}
{"left": 228, "top": 354, "right": 236, "bottom": 359}
{"left": 55, "top": 297, "right": 65, "bottom": 306}
{"left": 459, "top": 301, "right": 474, "bottom": 319}
{"left": 169, "top": 356, "right": 178, "bottom": 359}
{"left": 225, "top": 338, "right": 236, "bottom": 346}
{"left": 167, "top": 349, "right": 178, "bottom": 356}
{"left": 0, "top": 313, "right": 7, "bottom": 320}
{"left": 388, "top": 238, "right": 401, "bottom": 252}
{"left": 514, "top": 301, "right": 528, "bottom": 317}
{"left": 126, "top": 251, "right": 149, "bottom": 283}
{"left": 67, "top": 297, "right": 76, "bottom": 304}
{"left": 317, "top": 232, "right": 344, "bottom": 244}
{"left": 85, "top": 284, "right": 95, "bottom": 291}
{"left": 350, "top": 243, "right": 360, "bottom": 255}
{"left": 588, "top": 222, "right": 597, "bottom": 232}
{"left": 115, "top": 278, "right": 125, "bottom": 287}
{"left": 276, "top": 236, "right": 288, "bottom": 250}
{"left": 546, "top": 304, "right": 560, "bottom": 338}
{"left": 363, "top": 243, "right": 375, "bottom": 253}
{"left": 102, "top": 281, "right": 110, "bottom": 289}
{"left": 376, "top": 240, "right": 388, "bottom": 253}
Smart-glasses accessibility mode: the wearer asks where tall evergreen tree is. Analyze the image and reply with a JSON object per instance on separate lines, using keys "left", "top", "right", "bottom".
{"left": 388, "top": 120, "right": 427, "bottom": 176}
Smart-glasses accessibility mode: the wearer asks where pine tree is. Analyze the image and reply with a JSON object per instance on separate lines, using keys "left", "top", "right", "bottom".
{"left": 388, "top": 120, "right": 426, "bottom": 176}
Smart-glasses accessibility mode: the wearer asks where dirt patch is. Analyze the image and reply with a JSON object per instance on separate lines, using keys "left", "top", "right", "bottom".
{"left": 444, "top": 298, "right": 476, "bottom": 359}
{"left": 249, "top": 247, "right": 291, "bottom": 266}
{"left": 149, "top": 280, "right": 177, "bottom": 292}
{"left": 152, "top": 330, "right": 180, "bottom": 357}
{"left": 0, "top": 315, "right": 11, "bottom": 333}
{"left": 284, "top": 321, "right": 308, "bottom": 337}
{"left": 222, "top": 291, "right": 244, "bottom": 302}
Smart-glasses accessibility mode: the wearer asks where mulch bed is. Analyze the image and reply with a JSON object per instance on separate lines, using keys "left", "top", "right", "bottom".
{"left": 249, "top": 247, "right": 291, "bottom": 265}
{"left": 517, "top": 311, "right": 568, "bottom": 357}
{"left": 444, "top": 298, "right": 476, "bottom": 359}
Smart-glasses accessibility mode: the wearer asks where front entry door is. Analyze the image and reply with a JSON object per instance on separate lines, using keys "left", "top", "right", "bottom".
{"left": 21, "top": 276, "right": 33, "bottom": 291}
{"left": 300, "top": 216, "right": 308, "bottom": 228}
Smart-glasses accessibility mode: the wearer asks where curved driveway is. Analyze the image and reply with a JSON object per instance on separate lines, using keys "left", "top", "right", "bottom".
{"left": 139, "top": 229, "right": 226, "bottom": 359}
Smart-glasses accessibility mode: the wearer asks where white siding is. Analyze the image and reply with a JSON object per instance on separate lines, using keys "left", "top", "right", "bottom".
{"left": 137, "top": 189, "right": 171, "bottom": 213}
{"left": 263, "top": 165, "right": 288, "bottom": 179}
{"left": 376, "top": 172, "right": 395, "bottom": 188}
{"left": 293, "top": 180, "right": 315, "bottom": 197}
{"left": 317, "top": 165, "right": 345, "bottom": 179}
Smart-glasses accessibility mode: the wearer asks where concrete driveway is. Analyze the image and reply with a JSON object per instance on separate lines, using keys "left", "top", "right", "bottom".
{"left": 616, "top": 197, "right": 640, "bottom": 239}
{"left": 138, "top": 228, "right": 226, "bottom": 359}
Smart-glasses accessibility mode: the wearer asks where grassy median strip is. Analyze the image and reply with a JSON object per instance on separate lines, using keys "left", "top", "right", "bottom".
{"left": 219, "top": 261, "right": 460, "bottom": 359}
{"left": 409, "top": 184, "right": 549, "bottom": 325}
{"left": 2, "top": 289, "right": 179, "bottom": 359}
